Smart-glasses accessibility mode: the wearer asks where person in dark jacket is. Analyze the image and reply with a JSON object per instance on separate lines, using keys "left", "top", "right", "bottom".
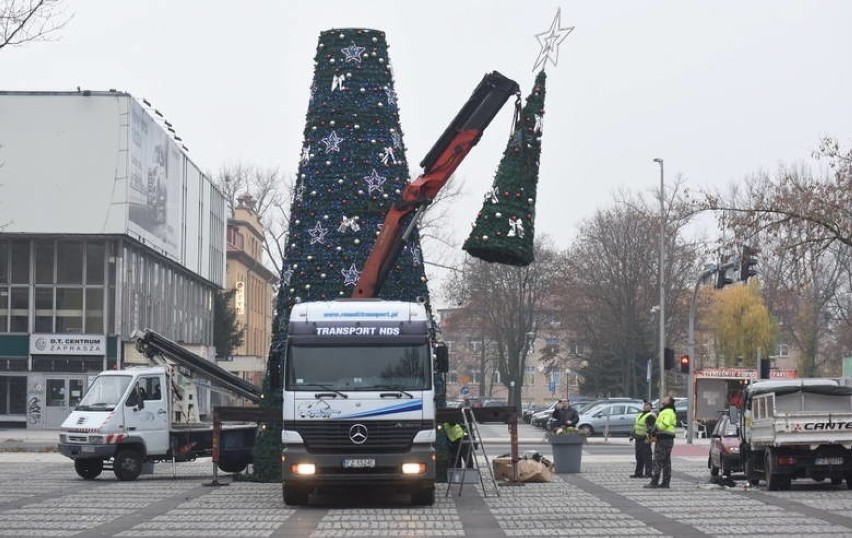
{"left": 630, "top": 400, "right": 656, "bottom": 478}
{"left": 551, "top": 399, "right": 579, "bottom": 430}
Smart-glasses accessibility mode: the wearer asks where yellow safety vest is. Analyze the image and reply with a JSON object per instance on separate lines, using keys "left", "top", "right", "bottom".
{"left": 443, "top": 422, "right": 465, "bottom": 443}
{"left": 633, "top": 412, "right": 653, "bottom": 436}
{"left": 656, "top": 407, "right": 677, "bottom": 435}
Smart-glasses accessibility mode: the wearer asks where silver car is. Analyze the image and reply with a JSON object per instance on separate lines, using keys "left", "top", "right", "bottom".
{"left": 576, "top": 401, "right": 644, "bottom": 436}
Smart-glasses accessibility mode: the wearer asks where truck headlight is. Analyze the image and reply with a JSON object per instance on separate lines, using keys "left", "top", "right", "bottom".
{"left": 402, "top": 463, "right": 426, "bottom": 474}
{"left": 292, "top": 463, "right": 316, "bottom": 475}
{"left": 88, "top": 436, "right": 104, "bottom": 444}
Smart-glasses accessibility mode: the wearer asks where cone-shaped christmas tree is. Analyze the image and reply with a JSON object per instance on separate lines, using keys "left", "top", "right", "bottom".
{"left": 463, "top": 70, "right": 547, "bottom": 266}
{"left": 252, "top": 28, "right": 432, "bottom": 481}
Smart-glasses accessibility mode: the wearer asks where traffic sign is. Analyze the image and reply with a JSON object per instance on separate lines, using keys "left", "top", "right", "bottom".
{"left": 460, "top": 385, "right": 470, "bottom": 395}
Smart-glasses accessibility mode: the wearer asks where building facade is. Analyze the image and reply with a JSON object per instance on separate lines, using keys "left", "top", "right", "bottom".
{"left": 218, "top": 195, "right": 276, "bottom": 387}
{"left": 0, "top": 91, "right": 225, "bottom": 428}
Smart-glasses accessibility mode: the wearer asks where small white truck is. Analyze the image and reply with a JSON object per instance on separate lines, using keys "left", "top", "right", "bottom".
{"left": 740, "top": 378, "right": 852, "bottom": 490}
{"left": 57, "top": 329, "right": 260, "bottom": 481}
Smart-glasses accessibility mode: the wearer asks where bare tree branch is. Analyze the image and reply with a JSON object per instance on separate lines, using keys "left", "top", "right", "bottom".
{"left": 0, "top": 0, "right": 71, "bottom": 51}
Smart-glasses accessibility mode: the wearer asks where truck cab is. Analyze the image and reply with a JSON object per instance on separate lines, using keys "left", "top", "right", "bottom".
{"left": 280, "top": 300, "right": 438, "bottom": 506}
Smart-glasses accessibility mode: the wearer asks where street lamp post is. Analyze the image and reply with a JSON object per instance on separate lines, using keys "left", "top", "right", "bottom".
{"left": 686, "top": 265, "right": 718, "bottom": 444}
{"left": 653, "top": 158, "right": 665, "bottom": 400}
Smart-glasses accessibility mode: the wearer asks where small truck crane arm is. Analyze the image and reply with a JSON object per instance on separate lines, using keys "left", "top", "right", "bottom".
{"left": 352, "top": 71, "right": 520, "bottom": 298}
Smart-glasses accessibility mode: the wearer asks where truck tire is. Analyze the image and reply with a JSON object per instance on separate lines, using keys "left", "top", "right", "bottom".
{"left": 113, "top": 448, "right": 143, "bottom": 481}
{"left": 74, "top": 458, "right": 104, "bottom": 480}
{"left": 283, "top": 483, "right": 310, "bottom": 506}
{"left": 744, "top": 453, "right": 760, "bottom": 486}
{"left": 764, "top": 450, "right": 787, "bottom": 491}
{"left": 410, "top": 485, "right": 435, "bottom": 506}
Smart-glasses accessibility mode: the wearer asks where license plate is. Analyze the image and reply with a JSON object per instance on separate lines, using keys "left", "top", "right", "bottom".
{"left": 343, "top": 458, "right": 375, "bottom": 468}
{"left": 815, "top": 457, "right": 843, "bottom": 465}
{"left": 81, "top": 446, "right": 95, "bottom": 453}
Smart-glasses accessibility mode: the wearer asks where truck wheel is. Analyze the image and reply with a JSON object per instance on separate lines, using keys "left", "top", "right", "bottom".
{"left": 283, "top": 484, "right": 310, "bottom": 506}
{"left": 846, "top": 472, "right": 852, "bottom": 490}
{"left": 113, "top": 449, "right": 143, "bottom": 481}
{"left": 74, "top": 458, "right": 103, "bottom": 480}
{"left": 744, "top": 452, "right": 760, "bottom": 486}
{"left": 831, "top": 475, "right": 843, "bottom": 486}
{"left": 411, "top": 485, "right": 435, "bottom": 506}
{"left": 765, "top": 451, "right": 781, "bottom": 491}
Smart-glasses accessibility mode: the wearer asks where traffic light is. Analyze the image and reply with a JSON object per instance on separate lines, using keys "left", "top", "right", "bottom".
{"left": 715, "top": 265, "right": 734, "bottom": 289}
{"left": 679, "top": 354, "right": 690, "bottom": 374}
{"left": 759, "top": 357, "right": 770, "bottom": 379}
{"left": 740, "top": 245, "right": 759, "bottom": 282}
{"left": 664, "top": 347, "right": 674, "bottom": 370}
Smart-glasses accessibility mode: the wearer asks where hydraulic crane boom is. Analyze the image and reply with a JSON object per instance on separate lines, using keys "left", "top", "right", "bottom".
{"left": 132, "top": 328, "right": 261, "bottom": 404}
{"left": 352, "top": 71, "right": 520, "bottom": 298}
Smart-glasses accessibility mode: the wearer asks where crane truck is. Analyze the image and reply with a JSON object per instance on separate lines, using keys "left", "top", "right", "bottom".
{"left": 58, "top": 329, "right": 260, "bottom": 481}
{"left": 280, "top": 71, "right": 520, "bottom": 506}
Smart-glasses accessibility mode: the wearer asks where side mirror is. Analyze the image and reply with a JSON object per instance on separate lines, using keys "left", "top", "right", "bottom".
{"left": 434, "top": 343, "right": 449, "bottom": 373}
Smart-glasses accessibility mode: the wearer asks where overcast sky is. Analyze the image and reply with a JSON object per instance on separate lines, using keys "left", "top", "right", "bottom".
{"left": 4, "top": 0, "right": 852, "bottom": 295}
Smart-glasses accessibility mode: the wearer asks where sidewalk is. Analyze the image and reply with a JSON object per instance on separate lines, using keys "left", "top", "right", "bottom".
{"left": 0, "top": 427, "right": 60, "bottom": 452}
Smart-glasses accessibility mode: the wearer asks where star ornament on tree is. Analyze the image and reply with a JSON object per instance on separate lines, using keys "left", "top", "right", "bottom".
{"left": 363, "top": 168, "right": 387, "bottom": 194}
{"left": 341, "top": 44, "right": 366, "bottom": 64}
{"left": 532, "top": 8, "right": 574, "bottom": 72}
{"left": 320, "top": 130, "right": 344, "bottom": 153}
{"left": 308, "top": 221, "right": 329, "bottom": 245}
{"left": 341, "top": 263, "right": 361, "bottom": 287}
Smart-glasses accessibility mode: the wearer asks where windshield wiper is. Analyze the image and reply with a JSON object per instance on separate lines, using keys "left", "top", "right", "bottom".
{"left": 299, "top": 383, "right": 348, "bottom": 399}
{"left": 372, "top": 385, "right": 414, "bottom": 399}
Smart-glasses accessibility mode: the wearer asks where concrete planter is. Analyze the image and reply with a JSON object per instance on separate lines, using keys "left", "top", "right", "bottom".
{"left": 548, "top": 434, "right": 585, "bottom": 473}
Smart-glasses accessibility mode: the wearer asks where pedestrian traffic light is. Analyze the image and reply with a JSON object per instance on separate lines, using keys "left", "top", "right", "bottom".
{"left": 715, "top": 264, "right": 734, "bottom": 289}
{"left": 740, "top": 245, "right": 759, "bottom": 282}
{"left": 664, "top": 347, "right": 674, "bottom": 370}
{"left": 679, "top": 354, "right": 690, "bottom": 374}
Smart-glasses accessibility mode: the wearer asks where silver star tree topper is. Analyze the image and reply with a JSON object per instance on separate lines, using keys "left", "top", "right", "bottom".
{"left": 533, "top": 8, "right": 574, "bottom": 71}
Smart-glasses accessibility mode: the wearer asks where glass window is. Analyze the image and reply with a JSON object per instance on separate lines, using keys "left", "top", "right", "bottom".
{"left": 35, "top": 241, "right": 54, "bottom": 284}
{"left": 57, "top": 241, "right": 83, "bottom": 284}
{"left": 0, "top": 242, "right": 8, "bottom": 284}
{"left": 10, "top": 241, "right": 29, "bottom": 284}
{"left": 85, "top": 288, "right": 104, "bottom": 333}
{"left": 86, "top": 242, "right": 105, "bottom": 284}
{"left": 47, "top": 379, "right": 66, "bottom": 407}
{"left": 287, "top": 343, "right": 431, "bottom": 391}
{"left": 107, "top": 285, "right": 115, "bottom": 334}
{"left": 9, "top": 288, "right": 28, "bottom": 332}
{"left": 0, "top": 376, "right": 27, "bottom": 414}
{"left": 34, "top": 288, "right": 54, "bottom": 332}
{"left": 56, "top": 287, "right": 83, "bottom": 332}
{"left": 0, "top": 288, "right": 8, "bottom": 333}
{"left": 69, "top": 379, "right": 85, "bottom": 407}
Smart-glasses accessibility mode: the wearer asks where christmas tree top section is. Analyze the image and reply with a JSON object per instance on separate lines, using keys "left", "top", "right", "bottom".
{"left": 463, "top": 70, "right": 547, "bottom": 266}
{"left": 280, "top": 28, "right": 429, "bottom": 309}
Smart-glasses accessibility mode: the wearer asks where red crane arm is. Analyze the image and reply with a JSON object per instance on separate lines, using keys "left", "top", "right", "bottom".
{"left": 352, "top": 71, "right": 520, "bottom": 299}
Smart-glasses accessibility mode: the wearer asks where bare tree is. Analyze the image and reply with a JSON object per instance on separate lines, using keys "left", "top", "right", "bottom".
{"left": 556, "top": 185, "right": 704, "bottom": 397}
{"left": 216, "top": 163, "right": 292, "bottom": 275}
{"left": 443, "top": 238, "right": 560, "bottom": 411}
{"left": 706, "top": 138, "right": 852, "bottom": 251}
{"left": 0, "top": 0, "right": 71, "bottom": 51}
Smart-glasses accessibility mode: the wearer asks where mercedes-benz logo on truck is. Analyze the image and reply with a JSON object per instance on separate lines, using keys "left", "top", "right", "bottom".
{"left": 349, "top": 424, "right": 368, "bottom": 444}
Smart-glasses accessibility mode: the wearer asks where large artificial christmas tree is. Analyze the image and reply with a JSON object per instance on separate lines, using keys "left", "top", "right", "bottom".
{"left": 252, "top": 28, "right": 432, "bottom": 481}
{"left": 462, "top": 70, "right": 547, "bottom": 266}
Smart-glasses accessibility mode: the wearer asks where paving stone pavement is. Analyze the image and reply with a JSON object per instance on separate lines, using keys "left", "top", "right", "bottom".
{"left": 1, "top": 453, "right": 851, "bottom": 537}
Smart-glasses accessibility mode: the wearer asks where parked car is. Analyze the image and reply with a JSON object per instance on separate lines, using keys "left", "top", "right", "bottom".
{"left": 708, "top": 411, "right": 742, "bottom": 478}
{"left": 576, "top": 401, "right": 645, "bottom": 436}
{"left": 530, "top": 400, "right": 560, "bottom": 428}
{"left": 652, "top": 397, "right": 688, "bottom": 424}
{"left": 522, "top": 403, "right": 547, "bottom": 423}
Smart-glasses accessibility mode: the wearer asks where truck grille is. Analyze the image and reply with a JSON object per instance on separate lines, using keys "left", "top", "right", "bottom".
{"left": 285, "top": 420, "right": 431, "bottom": 453}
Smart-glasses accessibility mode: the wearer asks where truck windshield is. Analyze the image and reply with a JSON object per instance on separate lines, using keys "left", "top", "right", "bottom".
{"left": 76, "top": 375, "right": 132, "bottom": 411}
{"left": 286, "top": 344, "right": 431, "bottom": 391}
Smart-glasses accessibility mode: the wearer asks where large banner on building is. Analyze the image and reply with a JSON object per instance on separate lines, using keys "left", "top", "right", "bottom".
{"left": 128, "top": 99, "right": 184, "bottom": 260}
